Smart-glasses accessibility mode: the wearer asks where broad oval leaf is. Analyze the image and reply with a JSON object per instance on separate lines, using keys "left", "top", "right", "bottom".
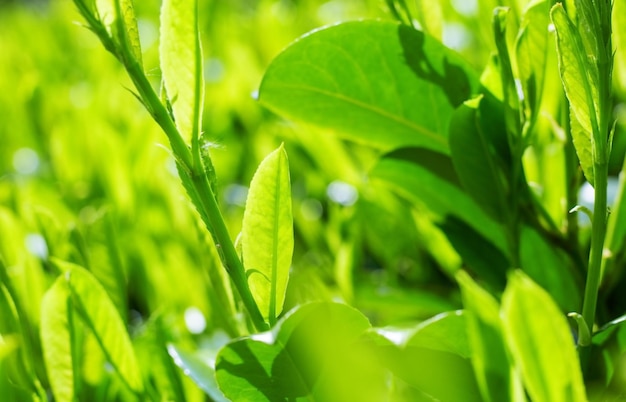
{"left": 160, "top": 0, "right": 203, "bottom": 143}
{"left": 242, "top": 144, "right": 293, "bottom": 324}
{"left": 40, "top": 276, "right": 74, "bottom": 402}
{"left": 259, "top": 21, "right": 481, "bottom": 153}
{"left": 215, "top": 302, "right": 372, "bottom": 402}
{"left": 502, "top": 271, "right": 587, "bottom": 402}
{"left": 60, "top": 261, "right": 144, "bottom": 394}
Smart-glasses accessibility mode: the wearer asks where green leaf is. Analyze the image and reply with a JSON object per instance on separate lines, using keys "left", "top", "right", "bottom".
{"left": 51, "top": 260, "right": 144, "bottom": 395}
{"left": 519, "top": 226, "right": 582, "bottom": 312}
{"left": 614, "top": 0, "right": 626, "bottom": 95}
{"left": 371, "top": 148, "right": 506, "bottom": 250}
{"left": 168, "top": 344, "right": 229, "bottom": 402}
{"left": 259, "top": 21, "right": 481, "bottom": 153}
{"left": 493, "top": 7, "right": 522, "bottom": 139}
{"left": 515, "top": 0, "right": 550, "bottom": 125}
{"left": 95, "top": 0, "right": 143, "bottom": 67}
{"left": 551, "top": 3, "right": 599, "bottom": 184}
{"left": 457, "top": 271, "right": 518, "bottom": 402}
{"left": 215, "top": 302, "right": 372, "bottom": 402}
{"left": 448, "top": 95, "right": 511, "bottom": 223}
{"left": 502, "top": 271, "right": 587, "bottom": 402}
{"left": 378, "top": 310, "right": 470, "bottom": 358}
{"left": 242, "top": 144, "right": 293, "bottom": 324}
{"left": 160, "top": 0, "right": 203, "bottom": 144}
{"left": 40, "top": 276, "right": 75, "bottom": 402}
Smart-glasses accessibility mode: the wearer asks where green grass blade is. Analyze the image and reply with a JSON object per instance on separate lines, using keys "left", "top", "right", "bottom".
{"left": 242, "top": 144, "right": 293, "bottom": 324}
{"left": 159, "top": 0, "right": 204, "bottom": 145}
{"left": 40, "top": 276, "right": 75, "bottom": 402}
{"left": 502, "top": 271, "right": 587, "bottom": 402}
{"left": 259, "top": 21, "right": 481, "bottom": 153}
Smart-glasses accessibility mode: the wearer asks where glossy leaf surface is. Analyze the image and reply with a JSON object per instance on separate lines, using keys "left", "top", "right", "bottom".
{"left": 502, "top": 271, "right": 587, "bottom": 402}
{"left": 215, "top": 302, "right": 372, "bottom": 401}
{"left": 259, "top": 21, "right": 481, "bottom": 153}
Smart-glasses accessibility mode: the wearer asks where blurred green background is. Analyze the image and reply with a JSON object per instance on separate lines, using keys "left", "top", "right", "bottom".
{"left": 0, "top": 0, "right": 504, "bottom": 333}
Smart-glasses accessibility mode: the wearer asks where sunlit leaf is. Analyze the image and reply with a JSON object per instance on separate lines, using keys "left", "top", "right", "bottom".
{"left": 215, "top": 302, "right": 372, "bottom": 402}
{"left": 52, "top": 260, "right": 144, "bottom": 395}
{"left": 457, "top": 271, "right": 518, "bottom": 402}
{"left": 168, "top": 344, "right": 229, "bottom": 402}
{"left": 242, "top": 144, "right": 293, "bottom": 324}
{"left": 160, "top": 0, "right": 203, "bottom": 143}
{"left": 259, "top": 21, "right": 481, "bottom": 153}
{"left": 502, "top": 271, "right": 587, "bottom": 402}
{"left": 95, "top": 0, "right": 143, "bottom": 67}
{"left": 516, "top": 0, "right": 550, "bottom": 123}
{"left": 614, "top": 0, "right": 626, "bottom": 95}
{"left": 551, "top": 3, "right": 598, "bottom": 184}
{"left": 40, "top": 276, "right": 74, "bottom": 402}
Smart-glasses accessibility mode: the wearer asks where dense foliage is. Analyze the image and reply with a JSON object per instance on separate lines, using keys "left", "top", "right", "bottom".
{"left": 2, "top": 0, "right": 626, "bottom": 400}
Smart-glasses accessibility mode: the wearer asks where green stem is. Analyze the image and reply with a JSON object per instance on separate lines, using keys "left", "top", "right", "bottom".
{"left": 120, "top": 43, "right": 269, "bottom": 332}
{"left": 581, "top": 162, "right": 608, "bottom": 332}
{"left": 189, "top": 170, "right": 269, "bottom": 331}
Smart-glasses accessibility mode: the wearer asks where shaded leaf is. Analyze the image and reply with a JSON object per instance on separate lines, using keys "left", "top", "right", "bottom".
{"left": 448, "top": 95, "right": 511, "bottom": 223}
{"left": 519, "top": 226, "right": 581, "bottom": 312}
{"left": 502, "top": 271, "right": 587, "bottom": 402}
{"left": 242, "top": 144, "right": 293, "bottom": 324}
{"left": 160, "top": 0, "right": 203, "bottom": 143}
{"left": 371, "top": 148, "right": 507, "bottom": 253}
{"left": 259, "top": 21, "right": 481, "bottom": 153}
